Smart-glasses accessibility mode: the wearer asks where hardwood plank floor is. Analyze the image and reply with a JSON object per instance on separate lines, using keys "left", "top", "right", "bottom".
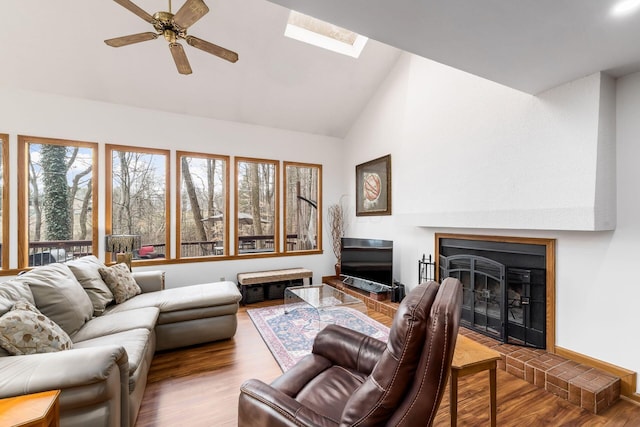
{"left": 136, "top": 301, "right": 640, "bottom": 426}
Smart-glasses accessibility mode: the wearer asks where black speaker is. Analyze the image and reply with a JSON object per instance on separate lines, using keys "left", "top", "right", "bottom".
{"left": 391, "top": 282, "right": 405, "bottom": 302}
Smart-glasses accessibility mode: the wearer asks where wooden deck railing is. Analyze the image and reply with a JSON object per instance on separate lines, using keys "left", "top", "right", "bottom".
{"left": 25, "top": 234, "right": 311, "bottom": 266}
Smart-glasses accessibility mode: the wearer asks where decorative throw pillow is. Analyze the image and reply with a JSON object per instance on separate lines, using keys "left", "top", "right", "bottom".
{"left": 0, "top": 300, "right": 73, "bottom": 355}
{"left": 99, "top": 263, "right": 142, "bottom": 304}
{"left": 67, "top": 255, "right": 114, "bottom": 316}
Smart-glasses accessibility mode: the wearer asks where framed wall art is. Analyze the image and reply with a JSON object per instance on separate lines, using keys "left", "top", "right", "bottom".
{"left": 355, "top": 154, "right": 391, "bottom": 216}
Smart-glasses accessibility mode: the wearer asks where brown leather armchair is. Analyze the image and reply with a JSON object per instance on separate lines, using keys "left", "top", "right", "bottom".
{"left": 238, "top": 278, "right": 463, "bottom": 426}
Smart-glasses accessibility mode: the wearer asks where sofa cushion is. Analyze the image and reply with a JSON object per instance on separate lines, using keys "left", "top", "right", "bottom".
{"left": 103, "top": 281, "right": 241, "bottom": 317}
{"left": 0, "top": 296, "right": 12, "bottom": 318}
{"left": 0, "top": 300, "right": 73, "bottom": 355}
{"left": 66, "top": 255, "right": 114, "bottom": 316}
{"left": 72, "top": 307, "right": 159, "bottom": 343}
{"left": 99, "top": 263, "right": 141, "bottom": 304}
{"left": 0, "top": 298, "right": 9, "bottom": 357}
{"left": 0, "top": 280, "right": 36, "bottom": 313}
{"left": 18, "top": 263, "right": 94, "bottom": 336}
{"left": 73, "top": 328, "right": 153, "bottom": 392}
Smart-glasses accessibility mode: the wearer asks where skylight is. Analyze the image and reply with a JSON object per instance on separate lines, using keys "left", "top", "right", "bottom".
{"left": 284, "top": 11, "right": 368, "bottom": 58}
{"left": 611, "top": 0, "right": 640, "bottom": 16}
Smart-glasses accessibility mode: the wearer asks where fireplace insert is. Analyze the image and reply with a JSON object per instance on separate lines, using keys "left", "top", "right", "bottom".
{"left": 438, "top": 237, "right": 546, "bottom": 349}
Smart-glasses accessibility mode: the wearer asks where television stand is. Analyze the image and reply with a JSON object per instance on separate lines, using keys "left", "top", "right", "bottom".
{"left": 341, "top": 276, "right": 392, "bottom": 295}
{"left": 322, "top": 276, "right": 399, "bottom": 318}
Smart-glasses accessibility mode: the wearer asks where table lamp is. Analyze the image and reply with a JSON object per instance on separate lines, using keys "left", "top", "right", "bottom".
{"left": 105, "top": 234, "right": 141, "bottom": 271}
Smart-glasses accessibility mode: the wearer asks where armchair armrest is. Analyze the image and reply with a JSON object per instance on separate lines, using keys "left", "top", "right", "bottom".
{"left": 0, "top": 345, "right": 128, "bottom": 398}
{"left": 312, "top": 324, "right": 386, "bottom": 375}
{"left": 132, "top": 270, "right": 165, "bottom": 293}
{"left": 270, "top": 354, "right": 332, "bottom": 396}
{"left": 239, "top": 379, "right": 339, "bottom": 427}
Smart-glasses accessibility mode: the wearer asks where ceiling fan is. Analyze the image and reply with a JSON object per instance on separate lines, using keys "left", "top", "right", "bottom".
{"left": 105, "top": 0, "right": 238, "bottom": 75}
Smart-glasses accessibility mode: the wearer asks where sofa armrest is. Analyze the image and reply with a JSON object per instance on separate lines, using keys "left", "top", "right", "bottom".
{"left": 0, "top": 346, "right": 128, "bottom": 398}
{"left": 132, "top": 270, "right": 165, "bottom": 293}
{"left": 312, "top": 324, "right": 387, "bottom": 375}
{"left": 239, "top": 379, "right": 339, "bottom": 427}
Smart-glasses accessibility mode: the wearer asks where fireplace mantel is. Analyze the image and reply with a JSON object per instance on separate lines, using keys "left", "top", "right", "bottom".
{"left": 402, "top": 206, "right": 615, "bottom": 231}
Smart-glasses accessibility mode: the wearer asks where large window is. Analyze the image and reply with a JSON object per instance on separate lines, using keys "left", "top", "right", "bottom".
{"left": 0, "top": 134, "right": 8, "bottom": 269}
{"left": 177, "top": 151, "right": 229, "bottom": 258}
{"left": 106, "top": 145, "right": 170, "bottom": 263}
{"left": 235, "top": 158, "right": 279, "bottom": 255}
{"left": 18, "top": 136, "right": 98, "bottom": 268}
{"left": 284, "top": 162, "right": 322, "bottom": 253}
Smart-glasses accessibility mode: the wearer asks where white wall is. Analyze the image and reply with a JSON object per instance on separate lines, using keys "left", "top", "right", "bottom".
{"left": 0, "top": 87, "right": 344, "bottom": 286}
{"left": 345, "top": 54, "right": 616, "bottom": 231}
{"left": 343, "top": 53, "right": 640, "bottom": 392}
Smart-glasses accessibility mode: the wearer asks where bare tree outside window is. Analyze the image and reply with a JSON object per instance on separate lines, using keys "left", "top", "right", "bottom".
{"left": 284, "top": 162, "right": 322, "bottom": 253}
{"left": 235, "top": 158, "right": 278, "bottom": 254}
{"left": 107, "top": 145, "right": 169, "bottom": 262}
{"left": 18, "top": 136, "right": 98, "bottom": 268}
{"left": 177, "top": 152, "right": 228, "bottom": 258}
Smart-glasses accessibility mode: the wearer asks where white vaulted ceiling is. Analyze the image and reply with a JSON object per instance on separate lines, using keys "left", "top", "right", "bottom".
{"left": 3, "top": 0, "right": 640, "bottom": 137}
{"left": 266, "top": 0, "right": 640, "bottom": 94}
{"left": 0, "top": 0, "right": 400, "bottom": 138}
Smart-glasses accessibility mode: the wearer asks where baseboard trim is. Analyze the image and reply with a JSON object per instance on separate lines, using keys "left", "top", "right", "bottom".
{"left": 621, "top": 394, "right": 640, "bottom": 406}
{"left": 555, "top": 346, "right": 636, "bottom": 397}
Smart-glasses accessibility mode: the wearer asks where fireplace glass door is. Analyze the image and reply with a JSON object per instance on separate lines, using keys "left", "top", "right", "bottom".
{"left": 506, "top": 268, "right": 545, "bottom": 348}
{"left": 441, "top": 255, "right": 505, "bottom": 340}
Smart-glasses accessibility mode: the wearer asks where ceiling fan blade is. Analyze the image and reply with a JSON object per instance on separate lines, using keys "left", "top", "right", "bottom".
{"left": 105, "top": 32, "right": 159, "bottom": 47}
{"left": 169, "top": 43, "right": 193, "bottom": 74}
{"left": 172, "top": 0, "right": 209, "bottom": 30}
{"left": 185, "top": 35, "right": 238, "bottom": 63}
{"left": 113, "top": 0, "right": 155, "bottom": 24}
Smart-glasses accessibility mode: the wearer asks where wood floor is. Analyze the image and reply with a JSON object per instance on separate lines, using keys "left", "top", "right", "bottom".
{"left": 136, "top": 301, "right": 640, "bottom": 426}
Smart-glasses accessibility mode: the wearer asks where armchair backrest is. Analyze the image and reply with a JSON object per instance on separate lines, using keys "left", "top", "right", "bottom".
{"left": 340, "top": 278, "right": 463, "bottom": 427}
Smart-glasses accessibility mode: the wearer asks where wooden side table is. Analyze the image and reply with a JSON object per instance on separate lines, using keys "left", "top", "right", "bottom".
{"left": 0, "top": 390, "right": 60, "bottom": 427}
{"left": 450, "top": 335, "right": 501, "bottom": 427}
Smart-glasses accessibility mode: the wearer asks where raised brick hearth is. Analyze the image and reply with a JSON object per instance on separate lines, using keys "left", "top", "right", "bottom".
{"left": 322, "top": 276, "right": 621, "bottom": 414}
{"left": 460, "top": 328, "right": 620, "bottom": 414}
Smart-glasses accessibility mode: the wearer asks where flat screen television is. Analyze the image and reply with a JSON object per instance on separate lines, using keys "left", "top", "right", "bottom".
{"left": 340, "top": 237, "right": 393, "bottom": 290}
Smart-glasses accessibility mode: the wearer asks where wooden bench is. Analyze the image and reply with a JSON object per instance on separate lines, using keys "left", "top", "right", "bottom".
{"left": 237, "top": 268, "right": 313, "bottom": 304}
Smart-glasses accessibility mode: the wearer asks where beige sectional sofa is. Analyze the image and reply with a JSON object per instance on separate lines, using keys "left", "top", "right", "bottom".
{"left": 0, "top": 256, "right": 242, "bottom": 427}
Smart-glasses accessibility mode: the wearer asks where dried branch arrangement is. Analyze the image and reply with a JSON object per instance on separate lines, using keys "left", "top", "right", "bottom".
{"left": 327, "top": 204, "right": 345, "bottom": 263}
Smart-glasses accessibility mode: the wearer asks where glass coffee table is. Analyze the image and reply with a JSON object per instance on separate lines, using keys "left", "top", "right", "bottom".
{"left": 284, "top": 284, "right": 368, "bottom": 329}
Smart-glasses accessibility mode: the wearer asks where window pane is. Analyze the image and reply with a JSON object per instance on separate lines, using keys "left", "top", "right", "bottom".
{"left": 110, "top": 148, "right": 168, "bottom": 260}
{"left": 236, "top": 159, "right": 278, "bottom": 254}
{"left": 284, "top": 163, "right": 321, "bottom": 252}
{"left": 178, "top": 153, "right": 228, "bottom": 257}
{"left": 25, "top": 140, "right": 96, "bottom": 266}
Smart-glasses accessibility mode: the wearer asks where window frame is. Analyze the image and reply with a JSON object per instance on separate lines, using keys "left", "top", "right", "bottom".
{"left": 283, "top": 161, "right": 323, "bottom": 255}
{"left": 105, "top": 144, "right": 170, "bottom": 266}
{"left": 234, "top": 157, "right": 280, "bottom": 257}
{"left": 0, "top": 134, "right": 9, "bottom": 270}
{"left": 17, "top": 135, "right": 99, "bottom": 269}
{"left": 176, "top": 151, "right": 230, "bottom": 259}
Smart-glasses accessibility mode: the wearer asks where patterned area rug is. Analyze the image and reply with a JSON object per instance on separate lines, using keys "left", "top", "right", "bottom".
{"left": 248, "top": 304, "right": 390, "bottom": 372}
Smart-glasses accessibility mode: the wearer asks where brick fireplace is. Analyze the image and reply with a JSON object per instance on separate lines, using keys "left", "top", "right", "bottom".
{"left": 436, "top": 233, "right": 555, "bottom": 351}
